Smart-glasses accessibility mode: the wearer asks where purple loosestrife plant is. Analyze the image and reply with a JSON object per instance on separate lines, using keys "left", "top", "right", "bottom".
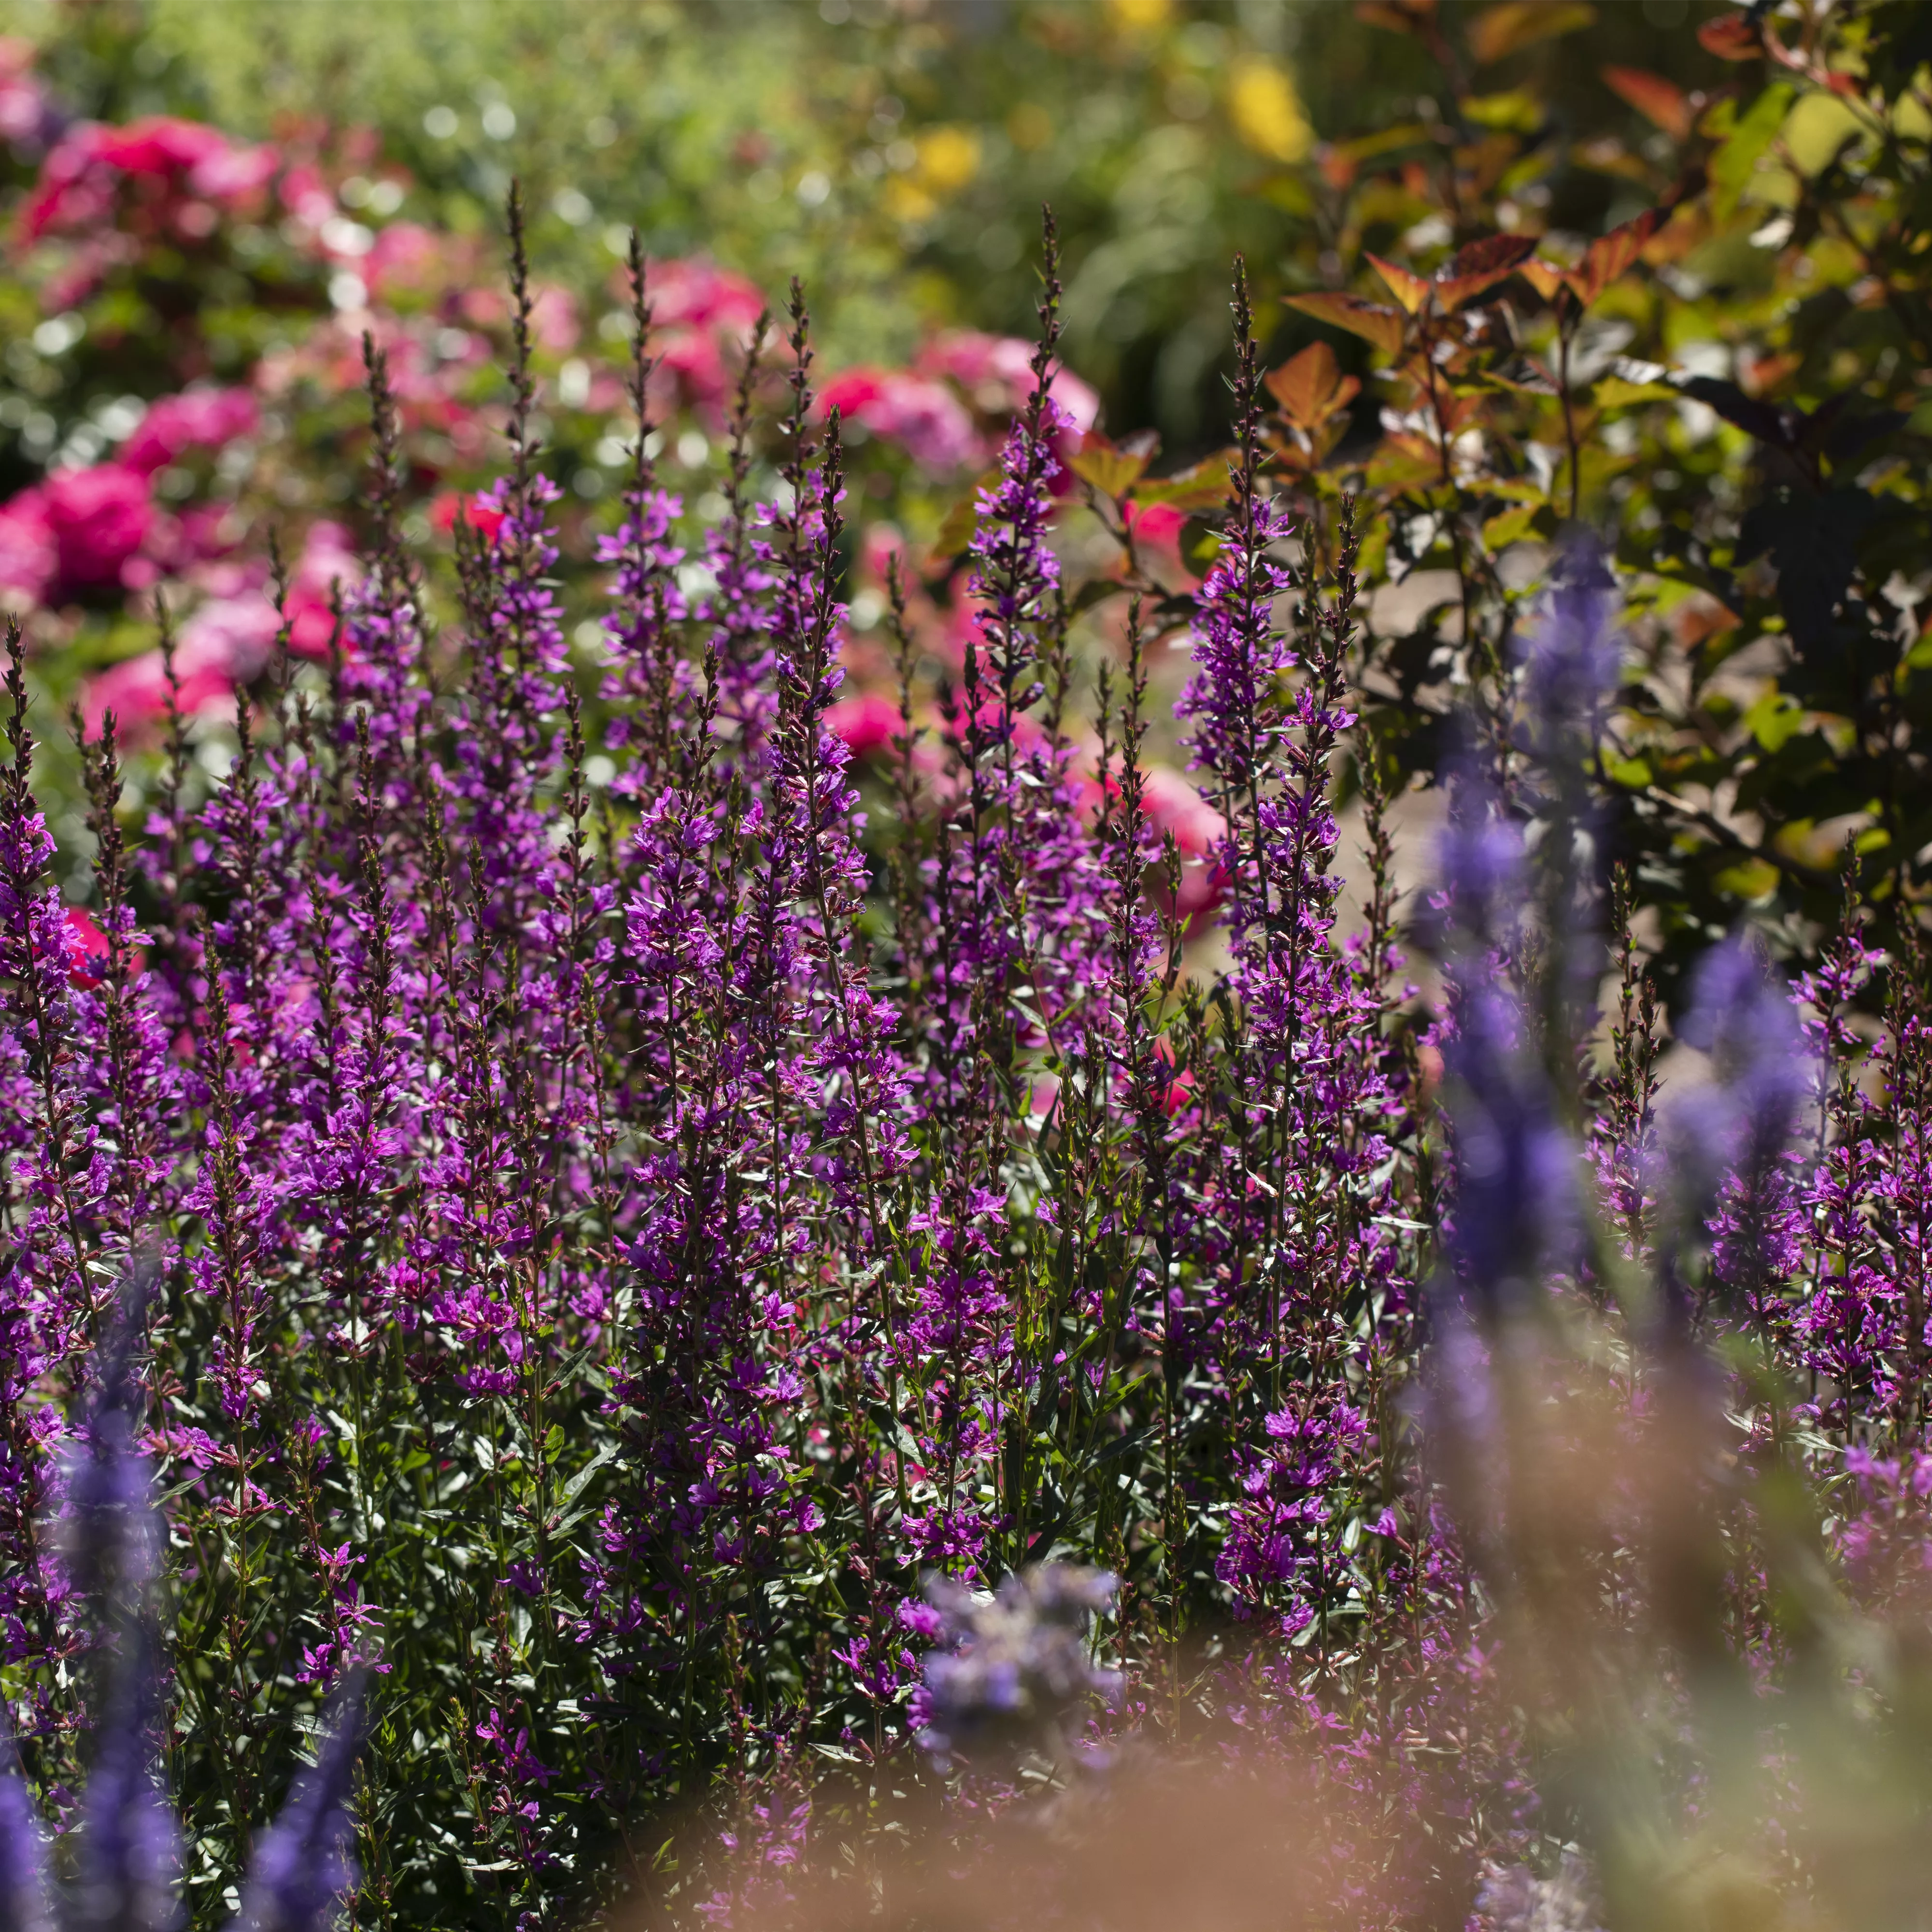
{"left": 16, "top": 193, "right": 1932, "bottom": 1932}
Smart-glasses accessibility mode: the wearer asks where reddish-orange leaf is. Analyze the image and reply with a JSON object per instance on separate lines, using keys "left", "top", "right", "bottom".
{"left": 1282, "top": 291, "right": 1407, "bottom": 360}
{"left": 1696, "top": 11, "right": 1762, "bottom": 59}
{"left": 1602, "top": 66, "right": 1692, "bottom": 141}
{"left": 1435, "top": 232, "right": 1538, "bottom": 309}
{"left": 1577, "top": 208, "right": 1663, "bottom": 303}
{"left": 1366, "top": 253, "right": 1432, "bottom": 314}
{"left": 1468, "top": 0, "right": 1594, "bottom": 65}
{"left": 1517, "top": 258, "right": 1577, "bottom": 303}
{"left": 1449, "top": 232, "right": 1538, "bottom": 279}
{"left": 1265, "top": 342, "right": 1363, "bottom": 431}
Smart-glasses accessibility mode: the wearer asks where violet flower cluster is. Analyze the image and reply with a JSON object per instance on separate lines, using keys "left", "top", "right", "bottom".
{"left": 3, "top": 204, "right": 1927, "bottom": 1932}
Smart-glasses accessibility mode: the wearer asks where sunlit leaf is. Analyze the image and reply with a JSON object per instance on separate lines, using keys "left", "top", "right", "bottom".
{"left": 1265, "top": 341, "right": 1361, "bottom": 430}
{"left": 1282, "top": 289, "right": 1407, "bottom": 358}
{"left": 1366, "top": 252, "right": 1432, "bottom": 314}
{"left": 1603, "top": 65, "right": 1693, "bottom": 141}
{"left": 1468, "top": 0, "right": 1594, "bottom": 66}
{"left": 1068, "top": 432, "right": 1151, "bottom": 499}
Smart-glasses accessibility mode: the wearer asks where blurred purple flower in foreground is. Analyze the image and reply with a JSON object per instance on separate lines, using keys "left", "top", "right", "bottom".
{"left": 910, "top": 1564, "right": 1120, "bottom": 1770}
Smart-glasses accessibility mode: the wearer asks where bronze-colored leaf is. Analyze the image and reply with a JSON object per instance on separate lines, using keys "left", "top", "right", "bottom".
{"left": 1603, "top": 65, "right": 1693, "bottom": 141}
{"left": 1435, "top": 231, "right": 1538, "bottom": 309}
{"left": 1576, "top": 207, "right": 1663, "bottom": 303}
{"left": 1517, "top": 258, "right": 1578, "bottom": 303}
{"left": 1468, "top": 0, "right": 1594, "bottom": 65}
{"left": 1282, "top": 291, "right": 1407, "bottom": 360}
{"left": 1069, "top": 432, "right": 1152, "bottom": 500}
{"left": 1697, "top": 10, "right": 1763, "bottom": 59}
{"left": 934, "top": 471, "right": 996, "bottom": 557}
{"left": 1265, "top": 342, "right": 1362, "bottom": 431}
{"left": 1366, "top": 252, "right": 1432, "bottom": 314}
{"left": 1354, "top": 0, "right": 1435, "bottom": 31}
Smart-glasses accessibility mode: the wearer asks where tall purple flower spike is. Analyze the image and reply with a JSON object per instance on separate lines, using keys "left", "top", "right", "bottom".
{"left": 232, "top": 1676, "right": 367, "bottom": 1932}
{"left": 62, "top": 1262, "right": 163, "bottom": 1610}
{"left": 0, "top": 1730, "right": 51, "bottom": 1932}
{"left": 71, "top": 1633, "right": 184, "bottom": 1932}
{"left": 67, "top": 1268, "right": 183, "bottom": 1932}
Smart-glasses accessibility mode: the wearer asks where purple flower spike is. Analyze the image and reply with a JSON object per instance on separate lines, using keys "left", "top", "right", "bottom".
{"left": 1442, "top": 986, "right": 1578, "bottom": 1311}
{"left": 1667, "top": 936, "right": 1814, "bottom": 1326}
{"left": 1519, "top": 537, "right": 1621, "bottom": 752}
{"left": 912, "top": 1564, "right": 1120, "bottom": 1770}
{"left": 232, "top": 1676, "right": 367, "bottom": 1932}
{"left": 0, "top": 1732, "right": 51, "bottom": 1932}
{"left": 62, "top": 1264, "right": 163, "bottom": 1611}
{"left": 71, "top": 1634, "right": 183, "bottom": 1932}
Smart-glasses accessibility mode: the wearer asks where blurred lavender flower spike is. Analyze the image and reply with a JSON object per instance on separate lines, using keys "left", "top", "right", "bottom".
{"left": 71, "top": 1633, "right": 183, "bottom": 1932}
{"left": 911, "top": 1565, "right": 1120, "bottom": 1770}
{"left": 1443, "top": 986, "right": 1579, "bottom": 1312}
{"left": 0, "top": 1730, "right": 51, "bottom": 1932}
{"left": 1666, "top": 936, "right": 1812, "bottom": 1210}
{"left": 1476, "top": 1852, "right": 1606, "bottom": 1932}
{"left": 62, "top": 1261, "right": 163, "bottom": 1607}
{"left": 232, "top": 1675, "right": 367, "bottom": 1932}
{"left": 1432, "top": 773, "right": 1525, "bottom": 956}
{"left": 1520, "top": 537, "right": 1621, "bottom": 752}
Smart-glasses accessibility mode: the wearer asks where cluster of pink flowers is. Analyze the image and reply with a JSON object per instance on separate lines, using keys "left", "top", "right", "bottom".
{"left": 0, "top": 387, "right": 259, "bottom": 605}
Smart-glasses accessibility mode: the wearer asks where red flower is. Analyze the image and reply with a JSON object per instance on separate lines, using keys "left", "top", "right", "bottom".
{"left": 429, "top": 492, "right": 507, "bottom": 544}
{"left": 824, "top": 693, "right": 903, "bottom": 759}
{"left": 819, "top": 367, "right": 981, "bottom": 473}
{"left": 42, "top": 463, "right": 152, "bottom": 592}
{"left": 63, "top": 906, "right": 110, "bottom": 988}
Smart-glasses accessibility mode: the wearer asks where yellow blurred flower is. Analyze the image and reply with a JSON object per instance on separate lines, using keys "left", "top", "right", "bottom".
{"left": 915, "top": 125, "right": 981, "bottom": 196}
{"left": 1228, "top": 54, "right": 1312, "bottom": 165}
{"left": 1107, "top": 0, "right": 1173, "bottom": 31}
{"left": 883, "top": 179, "right": 937, "bottom": 225}
{"left": 1007, "top": 101, "right": 1052, "bottom": 152}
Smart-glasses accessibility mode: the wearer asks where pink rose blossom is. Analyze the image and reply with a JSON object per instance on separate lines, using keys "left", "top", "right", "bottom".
{"left": 120, "top": 387, "right": 259, "bottom": 476}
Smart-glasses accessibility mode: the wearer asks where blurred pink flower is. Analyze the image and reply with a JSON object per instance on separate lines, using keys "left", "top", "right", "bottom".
{"left": 0, "top": 493, "right": 53, "bottom": 603}
{"left": 529, "top": 284, "right": 579, "bottom": 355}
{"left": 825, "top": 692, "right": 903, "bottom": 759}
{"left": 120, "top": 386, "right": 259, "bottom": 476}
{"left": 277, "top": 160, "right": 336, "bottom": 229}
{"left": 17, "top": 115, "right": 277, "bottom": 242}
{"left": 63, "top": 906, "right": 110, "bottom": 988}
{"left": 626, "top": 258, "right": 770, "bottom": 423}
{"left": 41, "top": 463, "right": 152, "bottom": 591}
{"left": 0, "top": 38, "right": 55, "bottom": 151}
{"left": 363, "top": 221, "right": 479, "bottom": 303}
{"left": 1141, "top": 765, "right": 1227, "bottom": 930}
{"left": 915, "top": 329, "right": 1100, "bottom": 432}
{"left": 819, "top": 367, "right": 981, "bottom": 473}
{"left": 645, "top": 258, "right": 767, "bottom": 334}
{"left": 83, "top": 519, "right": 357, "bottom": 733}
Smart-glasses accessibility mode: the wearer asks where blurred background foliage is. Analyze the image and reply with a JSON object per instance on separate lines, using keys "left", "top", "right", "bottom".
{"left": 2, "top": 0, "right": 1734, "bottom": 453}
{"left": 0, "top": 0, "right": 1930, "bottom": 1003}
